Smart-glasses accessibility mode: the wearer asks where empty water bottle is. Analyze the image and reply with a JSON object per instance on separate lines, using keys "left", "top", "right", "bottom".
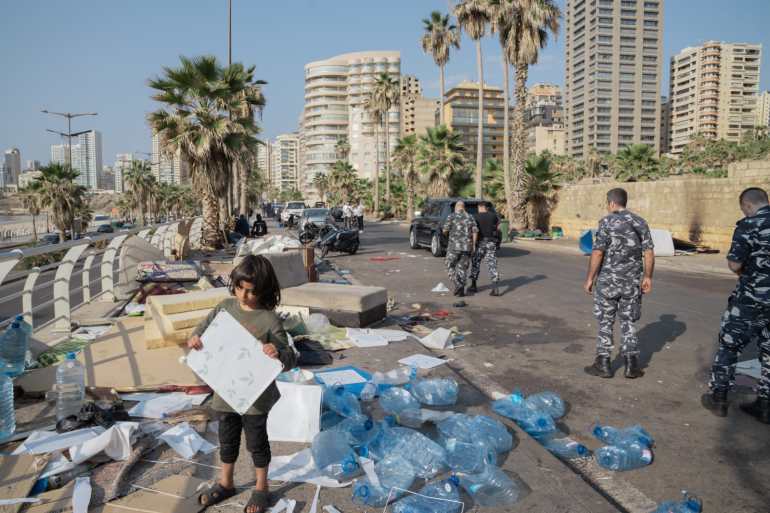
{"left": 472, "top": 415, "right": 514, "bottom": 453}
{"left": 0, "top": 373, "right": 15, "bottom": 442}
{"left": 491, "top": 391, "right": 529, "bottom": 419}
{"left": 0, "top": 322, "right": 27, "bottom": 377}
{"left": 373, "top": 426, "right": 447, "bottom": 478}
{"left": 456, "top": 464, "right": 523, "bottom": 507}
{"left": 596, "top": 443, "right": 653, "bottom": 471}
{"left": 443, "top": 437, "right": 497, "bottom": 473}
{"left": 372, "top": 366, "right": 417, "bottom": 385}
{"left": 323, "top": 384, "right": 362, "bottom": 418}
{"left": 407, "top": 377, "right": 458, "bottom": 406}
{"left": 539, "top": 434, "right": 590, "bottom": 459}
{"left": 321, "top": 410, "right": 344, "bottom": 431}
{"left": 330, "top": 414, "right": 380, "bottom": 447}
{"left": 395, "top": 408, "right": 454, "bottom": 429}
{"left": 650, "top": 491, "right": 702, "bottom": 513}
{"left": 525, "top": 391, "right": 566, "bottom": 419}
{"left": 391, "top": 478, "right": 462, "bottom": 513}
{"left": 55, "top": 353, "right": 85, "bottom": 421}
{"left": 592, "top": 423, "right": 654, "bottom": 448}
{"left": 359, "top": 382, "right": 377, "bottom": 401}
{"left": 311, "top": 430, "right": 360, "bottom": 480}
{"left": 352, "top": 454, "right": 416, "bottom": 507}
{"left": 379, "top": 386, "right": 420, "bottom": 414}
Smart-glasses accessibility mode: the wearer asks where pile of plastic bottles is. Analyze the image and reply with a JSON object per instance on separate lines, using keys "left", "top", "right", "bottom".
{"left": 592, "top": 422, "right": 655, "bottom": 471}
{"left": 649, "top": 491, "right": 702, "bottom": 513}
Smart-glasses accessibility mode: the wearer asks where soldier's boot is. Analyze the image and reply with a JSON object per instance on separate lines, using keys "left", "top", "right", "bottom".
{"left": 453, "top": 285, "right": 465, "bottom": 297}
{"left": 467, "top": 280, "right": 478, "bottom": 294}
{"left": 623, "top": 354, "right": 644, "bottom": 379}
{"left": 700, "top": 389, "right": 729, "bottom": 418}
{"left": 489, "top": 284, "right": 501, "bottom": 297}
{"left": 739, "top": 397, "right": 770, "bottom": 424}
{"left": 584, "top": 355, "right": 613, "bottom": 378}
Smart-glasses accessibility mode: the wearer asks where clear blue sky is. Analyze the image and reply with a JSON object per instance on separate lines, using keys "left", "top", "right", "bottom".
{"left": 2, "top": 0, "right": 768, "bottom": 166}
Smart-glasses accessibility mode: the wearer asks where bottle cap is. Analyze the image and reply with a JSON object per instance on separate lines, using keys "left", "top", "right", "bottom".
{"left": 66, "top": 352, "right": 77, "bottom": 360}
{"left": 11, "top": 322, "right": 19, "bottom": 329}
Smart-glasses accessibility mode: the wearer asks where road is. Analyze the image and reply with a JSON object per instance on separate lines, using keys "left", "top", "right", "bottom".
{"left": 328, "top": 221, "right": 769, "bottom": 513}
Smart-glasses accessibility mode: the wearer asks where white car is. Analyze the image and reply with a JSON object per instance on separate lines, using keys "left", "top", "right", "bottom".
{"left": 281, "top": 201, "right": 307, "bottom": 224}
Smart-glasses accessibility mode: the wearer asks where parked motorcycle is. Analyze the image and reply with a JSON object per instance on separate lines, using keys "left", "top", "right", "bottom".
{"left": 316, "top": 223, "right": 359, "bottom": 258}
{"left": 299, "top": 222, "right": 321, "bottom": 245}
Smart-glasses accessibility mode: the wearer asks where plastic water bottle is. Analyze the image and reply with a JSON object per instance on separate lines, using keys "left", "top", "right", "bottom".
{"left": 0, "top": 373, "right": 15, "bottom": 442}
{"left": 0, "top": 322, "right": 27, "bottom": 377}
{"left": 407, "top": 377, "right": 458, "bottom": 406}
{"left": 540, "top": 435, "right": 590, "bottom": 459}
{"left": 596, "top": 443, "right": 653, "bottom": 471}
{"left": 391, "top": 478, "right": 462, "bottom": 513}
{"left": 592, "top": 423, "right": 654, "bottom": 448}
{"left": 443, "top": 437, "right": 497, "bottom": 473}
{"left": 311, "top": 430, "right": 360, "bottom": 480}
{"left": 330, "top": 414, "right": 380, "bottom": 447}
{"left": 372, "top": 426, "right": 447, "bottom": 478}
{"left": 323, "top": 384, "right": 362, "bottom": 418}
{"left": 373, "top": 366, "right": 417, "bottom": 385}
{"left": 525, "top": 391, "right": 566, "bottom": 419}
{"left": 650, "top": 491, "right": 702, "bottom": 513}
{"left": 378, "top": 387, "right": 420, "bottom": 414}
{"left": 55, "top": 353, "right": 85, "bottom": 421}
{"left": 352, "top": 454, "right": 416, "bottom": 507}
{"left": 455, "top": 464, "right": 523, "bottom": 507}
{"left": 395, "top": 408, "right": 454, "bottom": 429}
{"left": 359, "top": 382, "right": 377, "bottom": 401}
{"left": 14, "top": 316, "right": 34, "bottom": 370}
{"left": 473, "top": 415, "right": 514, "bottom": 453}
{"left": 321, "top": 410, "right": 344, "bottom": 431}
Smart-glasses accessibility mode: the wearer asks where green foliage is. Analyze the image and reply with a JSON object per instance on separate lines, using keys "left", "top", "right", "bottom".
{"left": 278, "top": 188, "right": 303, "bottom": 202}
{"left": 416, "top": 125, "right": 467, "bottom": 198}
{"left": 614, "top": 144, "right": 659, "bottom": 182}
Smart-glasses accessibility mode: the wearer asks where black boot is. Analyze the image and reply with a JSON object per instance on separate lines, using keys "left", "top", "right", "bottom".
{"left": 467, "top": 280, "right": 478, "bottom": 294}
{"left": 489, "top": 285, "right": 501, "bottom": 297}
{"left": 453, "top": 286, "right": 465, "bottom": 297}
{"left": 701, "top": 389, "right": 729, "bottom": 418}
{"left": 584, "top": 355, "right": 613, "bottom": 378}
{"left": 623, "top": 354, "right": 644, "bottom": 379}
{"left": 739, "top": 397, "right": 770, "bottom": 424}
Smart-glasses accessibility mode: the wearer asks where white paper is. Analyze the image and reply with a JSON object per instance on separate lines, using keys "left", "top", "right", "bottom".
{"left": 120, "top": 392, "right": 210, "bottom": 406}
{"left": 419, "top": 328, "right": 454, "bottom": 350}
{"left": 187, "top": 310, "right": 283, "bottom": 414}
{"left": 398, "top": 354, "right": 447, "bottom": 370}
{"left": 72, "top": 476, "right": 91, "bottom": 513}
{"left": 69, "top": 422, "right": 139, "bottom": 464}
{"left": 127, "top": 394, "right": 194, "bottom": 419}
{"left": 285, "top": 499, "right": 297, "bottom": 513}
{"left": 40, "top": 452, "right": 77, "bottom": 479}
{"left": 13, "top": 427, "right": 105, "bottom": 455}
{"left": 314, "top": 369, "right": 367, "bottom": 386}
{"left": 0, "top": 499, "right": 40, "bottom": 506}
{"left": 360, "top": 457, "right": 380, "bottom": 489}
{"left": 270, "top": 498, "right": 289, "bottom": 513}
{"left": 159, "top": 422, "right": 217, "bottom": 459}
{"left": 736, "top": 358, "right": 761, "bottom": 379}
{"left": 346, "top": 328, "right": 388, "bottom": 348}
{"left": 431, "top": 282, "right": 450, "bottom": 293}
{"left": 268, "top": 449, "right": 351, "bottom": 488}
{"left": 268, "top": 382, "right": 322, "bottom": 443}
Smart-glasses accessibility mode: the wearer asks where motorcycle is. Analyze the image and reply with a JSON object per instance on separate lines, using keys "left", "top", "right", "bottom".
{"left": 299, "top": 222, "right": 321, "bottom": 245}
{"left": 316, "top": 223, "right": 359, "bottom": 258}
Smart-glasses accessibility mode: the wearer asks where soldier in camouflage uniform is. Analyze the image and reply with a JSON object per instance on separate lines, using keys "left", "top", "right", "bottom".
{"left": 702, "top": 188, "right": 770, "bottom": 424}
{"left": 584, "top": 188, "right": 655, "bottom": 379}
{"left": 442, "top": 201, "right": 478, "bottom": 297}
{"left": 468, "top": 202, "right": 502, "bottom": 296}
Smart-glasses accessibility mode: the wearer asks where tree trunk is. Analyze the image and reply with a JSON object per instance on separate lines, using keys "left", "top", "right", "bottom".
{"left": 439, "top": 64, "right": 445, "bottom": 125}
{"left": 502, "top": 56, "right": 514, "bottom": 223}
{"left": 374, "top": 117, "right": 381, "bottom": 214}
{"left": 385, "top": 110, "right": 391, "bottom": 203}
{"left": 475, "top": 39, "right": 484, "bottom": 199}
{"left": 201, "top": 187, "right": 222, "bottom": 249}
{"left": 406, "top": 175, "right": 415, "bottom": 223}
{"left": 31, "top": 215, "right": 37, "bottom": 241}
{"left": 239, "top": 161, "right": 249, "bottom": 216}
{"left": 511, "top": 63, "right": 529, "bottom": 228}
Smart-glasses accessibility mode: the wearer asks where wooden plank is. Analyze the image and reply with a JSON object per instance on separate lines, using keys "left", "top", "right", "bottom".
{"left": 0, "top": 454, "right": 49, "bottom": 513}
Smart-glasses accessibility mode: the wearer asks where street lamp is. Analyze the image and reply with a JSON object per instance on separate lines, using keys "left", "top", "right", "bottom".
{"left": 41, "top": 110, "right": 98, "bottom": 169}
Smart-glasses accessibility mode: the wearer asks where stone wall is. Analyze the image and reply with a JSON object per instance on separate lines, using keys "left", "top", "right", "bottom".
{"left": 550, "top": 159, "right": 770, "bottom": 252}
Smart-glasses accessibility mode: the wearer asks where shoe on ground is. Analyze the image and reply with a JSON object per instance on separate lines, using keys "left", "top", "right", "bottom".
{"left": 623, "top": 354, "right": 644, "bottom": 378}
{"left": 701, "top": 390, "right": 729, "bottom": 418}
{"left": 453, "top": 286, "right": 465, "bottom": 297}
{"left": 467, "top": 281, "right": 478, "bottom": 294}
{"left": 584, "top": 355, "right": 613, "bottom": 378}
{"left": 489, "top": 286, "right": 501, "bottom": 297}
{"left": 739, "top": 397, "right": 770, "bottom": 424}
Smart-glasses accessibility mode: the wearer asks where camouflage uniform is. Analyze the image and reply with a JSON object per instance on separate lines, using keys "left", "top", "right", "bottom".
{"left": 592, "top": 210, "right": 654, "bottom": 357}
{"left": 444, "top": 211, "right": 478, "bottom": 290}
{"left": 709, "top": 205, "right": 770, "bottom": 399}
{"left": 471, "top": 240, "right": 500, "bottom": 283}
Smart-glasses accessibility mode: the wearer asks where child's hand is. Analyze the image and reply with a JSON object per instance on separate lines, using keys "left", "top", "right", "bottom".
{"left": 187, "top": 335, "right": 203, "bottom": 351}
{"left": 263, "top": 343, "right": 279, "bottom": 359}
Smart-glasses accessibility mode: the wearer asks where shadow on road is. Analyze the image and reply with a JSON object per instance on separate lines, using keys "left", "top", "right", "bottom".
{"left": 498, "top": 246, "right": 531, "bottom": 258}
{"left": 637, "top": 314, "right": 687, "bottom": 370}
{"left": 489, "top": 274, "right": 547, "bottom": 296}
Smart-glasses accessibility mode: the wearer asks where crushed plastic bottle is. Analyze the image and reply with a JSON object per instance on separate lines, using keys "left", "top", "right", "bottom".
{"left": 55, "top": 352, "right": 85, "bottom": 421}
{"left": 352, "top": 454, "right": 416, "bottom": 507}
{"left": 0, "top": 373, "right": 15, "bottom": 442}
{"left": 379, "top": 386, "right": 420, "bottom": 414}
{"left": 0, "top": 322, "right": 28, "bottom": 377}
{"left": 437, "top": 414, "right": 513, "bottom": 454}
{"left": 525, "top": 391, "right": 566, "bottom": 419}
{"left": 395, "top": 408, "right": 454, "bottom": 429}
{"left": 367, "top": 425, "right": 447, "bottom": 478}
{"left": 491, "top": 391, "right": 530, "bottom": 420}
{"left": 455, "top": 464, "right": 523, "bottom": 507}
{"left": 311, "top": 430, "right": 360, "bottom": 480}
{"left": 373, "top": 366, "right": 417, "bottom": 385}
{"left": 491, "top": 394, "right": 556, "bottom": 438}
{"left": 391, "top": 478, "right": 462, "bottom": 513}
{"left": 321, "top": 410, "right": 344, "bottom": 431}
{"left": 359, "top": 382, "right": 377, "bottom": 401}
{"left": 330, "top": 414, "right": 380, "bottom": 447}
{"left": 649, "top": 491, "right": 703, "bottom": 513}
{"left": 596, "top": 443, "right": 653, "bottom": 471}
{"left": 407, "top": 377, "right": 458, "bottom": 406}
{"left": 592, "top": 423, "right": 654, "bottom": 448}
{"left": 539, "top": 434, "right": 590, "bottom": 459}
{"left": 443, "top": 437, "right": 497, "bottom": 473}
{"left": 323, "top": 384, "right": 362, "bottom": 418}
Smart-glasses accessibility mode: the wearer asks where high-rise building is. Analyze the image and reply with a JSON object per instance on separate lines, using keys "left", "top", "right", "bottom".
{"left": 3, "top": 148, "right": 21, "bottom": 187}
{"left": 668, "top": 42, "right": 762, "bottom": 154}
{"left": 51, "top": 144, "right": 68, "bottom": 166}
{"left": 113, "top": 153, "right": 133, "bottom": 194}
{"left": 256, "top": 141, "right": 273, "bottom": 184}
{"left": 25, "top": 160, "right": 41, "bottom": 171}
{"left": 442, "top": 81, "right": 513, "bottom": 163}
{"left": 660, "top": 96, "right": 671, "bottom": 154}
{"left": 151, "top": 133, "right": 188, "bottom": 185}
{"left": 99, "top": 166, "right": 115, "bottom": 191}
{"left": 564, "top": 0, "right": 664, "bottom": 158}
{"left": 269, "top": 133, "right": 299, "bottom": 193}
{"left": 755, "top": 91, "right": 770, "bottom": 128}
{"left": 67, "top": 130, "right": 102, "bottom": 189}
{"left": 525, "top": 83, "right": 565, "bottom": 155}
{"left": 301, "top": 51, "right": 401, "bottom": 185}
{"left": 399, "top": 75, "right": 438, "bottom": 138}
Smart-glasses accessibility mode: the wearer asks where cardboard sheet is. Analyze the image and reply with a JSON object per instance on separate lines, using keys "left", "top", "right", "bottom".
{"left": 24, "top": 481, "right": 75, "bottom": 513}
{"left": 398, "top": 353, "right": 447, "bottom": 369}
{"left": 186, "top": 310, "right": 283, "bottom": 414}
{"left": 89, "top": 475, "right": 208, "bottom": 513}
{"left": 0, "top": 454, "right": 49, "bottom": 513}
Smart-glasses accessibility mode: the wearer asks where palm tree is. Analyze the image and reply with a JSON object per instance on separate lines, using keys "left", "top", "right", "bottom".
{"left": 373, "top": 73, "right": 400, "bottom": 203}
{"left": 523, "top": 153, "right": 560, "bottom": 230}
{"left": 421, "top": 11, "right": 461, "bottom": 125}
{"left": 335, "top": 137, "right": 351, "bottom": 161}
{"left": 615, "top": 144, "right": 658, "bottom": 182}
{"left": 148, "top": 56, "right": 262, "bottom": 248}
{"left": 363, "top": 92, "right": 383, "bottom": 213}
{"left": 19, "top": 183, "right": 42, "bottom": 241}
{"left": 328, "top": 161, "right": 358, "bottom": 203}
{"left": 34, "top": 163, "right": 87, "bottom": 243}
{"left": 312, "top": 173, "right": 329, "bottom": 202}
{"left": 392, "top": 134, "right": 420, "bottom": 222}
{"left": 416, "top": 125, "right": 466, "bottom": 198}
{"left": 454, "top": 0, "right": 492, "bottom": 199}
{"left": 124, "top": 160, "right": 156, "bottom": 226}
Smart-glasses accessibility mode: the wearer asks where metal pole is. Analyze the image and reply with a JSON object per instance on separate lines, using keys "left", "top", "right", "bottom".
{"left": 228, "top": 0, "right": 232, "bottom": 66}
{"left": 68, "top": 116, "right": 72, "bottom": 168}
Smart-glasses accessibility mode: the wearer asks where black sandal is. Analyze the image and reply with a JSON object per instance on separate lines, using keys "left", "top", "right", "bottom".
{"left": 243, "top": 490, "right": 269, "bottom": 513}
{"left": 198, "top": 483, "right": 236, "bottom": 507}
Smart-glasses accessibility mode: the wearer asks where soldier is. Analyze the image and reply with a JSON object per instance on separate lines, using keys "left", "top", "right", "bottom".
{"left": 443, "top": 201, "right": 478, "bottom": 297}
{"left": 702, "top": 188, "right": 770, "bottom": 424}
{"left": 468, "top": 202, "right": 502, "bottom": 296}
{"left": 584, "top": 188, "right": 654, "bottom": 379}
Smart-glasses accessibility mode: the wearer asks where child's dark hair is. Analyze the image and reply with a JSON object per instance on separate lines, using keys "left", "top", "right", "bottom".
{"left": 229, "top": 255, "right": 281, "bottom": 310}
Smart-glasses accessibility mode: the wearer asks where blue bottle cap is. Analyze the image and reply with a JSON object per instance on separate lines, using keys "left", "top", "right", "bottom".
{"left": 11, "top": 322, "right": 19, "bottom": 329}
{"left": 66, "top": 352, "right": 77, "bottom": 360}
{"left": 15, "top": 315, "right": 23, "bottom": 321}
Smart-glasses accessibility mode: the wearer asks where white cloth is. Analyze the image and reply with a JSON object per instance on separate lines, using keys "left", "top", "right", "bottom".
{"left": 158, "top": 422, "right": 217, "bottom": 459}
{"left": 69, "top": 422, "right": 139, "bottom": 464}
{"left": 353, "top": 205, "right": 364, "bottom": 217}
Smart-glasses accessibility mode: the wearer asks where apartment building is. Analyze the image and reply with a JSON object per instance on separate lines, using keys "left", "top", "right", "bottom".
{"left": 525, "top": 83, "right": 566, "bottom": 155}
{"left": 400, "top": 75, "right": 438, "bottom": 138}
{"left": 755, "top": 90, "right": 770, "bottom": 128}
{"left": 269, "top": 133, "right": 300, "bottom": 193}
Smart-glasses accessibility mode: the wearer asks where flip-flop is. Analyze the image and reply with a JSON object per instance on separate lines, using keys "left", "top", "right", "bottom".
{"left": 243, "top": 490, "right": 269, "bottom": 513}
{"left": 198, "top": 483, "right": 236, "bottom": 507}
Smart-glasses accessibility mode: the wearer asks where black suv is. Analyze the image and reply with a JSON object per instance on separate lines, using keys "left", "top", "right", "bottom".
{"left": 409, "top": 198, "right": 492, "bottom": 257}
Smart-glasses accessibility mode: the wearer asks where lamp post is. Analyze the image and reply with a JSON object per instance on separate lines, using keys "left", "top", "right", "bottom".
{"left": 41, "top": 110, "right": 98, "bottom": 169}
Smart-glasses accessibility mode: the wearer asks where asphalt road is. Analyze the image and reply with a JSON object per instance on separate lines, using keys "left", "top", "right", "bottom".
{"left": 328, "top": 221, "right": 769, "bottom": 513}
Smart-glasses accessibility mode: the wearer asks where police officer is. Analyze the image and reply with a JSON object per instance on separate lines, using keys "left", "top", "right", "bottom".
{"left": 584, "top": 188, "right": 654, "bottom": 379}
{"left": 443, "top": 201, "right": 478, "bottom": 297}
{"left": 468, "top": 202, "right": 502, "bottom": 296}
{"left": 702, "top": 187, "right": 770, "bottom": 423}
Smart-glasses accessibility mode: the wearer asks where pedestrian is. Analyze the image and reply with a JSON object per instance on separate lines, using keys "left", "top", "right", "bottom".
{"left": 354, "top": 200, "right": 365, "bottom": 232}
{"left": 583, "top": 188, "right": 654, "bottom": 379}
{"left": 443, "top": 200, "right": 479, "bottom": 297}
{"left": 188, "top": 255, "right": 296, "bottom": 512}
{"left": 702, "top": 188, "right": 770, "bottom": 423}
{"left": 468, "top": 201, "right": 502, "bottom": 297}
{"left": 342, "top": 202, "right": 353, "bottom": 230}
{"left": 251, "top": 214, "right": 268, "bottom": 237}
{"left": 235, "top": 214, "right": 250, "bottom": 238}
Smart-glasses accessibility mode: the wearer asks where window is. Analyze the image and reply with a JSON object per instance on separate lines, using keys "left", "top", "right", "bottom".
{"left": 643, "top": 56, "right": 657, "bottom": 62}
{"left": 644, "top": 20, "right": 658, "bottom": 27}
{"left": 621, "top": 18, "right": 636, "bottom": 25}
{"left": 598, "top": 35, "right": 612, "bottom": 43}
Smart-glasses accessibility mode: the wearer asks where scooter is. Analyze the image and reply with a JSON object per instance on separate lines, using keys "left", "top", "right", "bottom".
{"left": 299, "top": 222, "right": 321, "bottom": 245}
{"left": 316, "top": 223, "right": 359, "bottom": 258}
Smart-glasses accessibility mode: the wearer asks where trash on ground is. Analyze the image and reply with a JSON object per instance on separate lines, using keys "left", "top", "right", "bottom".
{"left": 13, "top": 428, "right": 105, "bottom": 455}
{"left": 119, "top": 391, "right": 210, "bottom": 404}
{"left": 269, "top": 448, "right": 352, "bottom": 487}
{"left": 314, "top": 366, "right": 370, "bottom": 392}
{"left": 431, "top": 282, "right": 450, "bottom": 293}
{"left": 408, "top": 377, "right": 458, "bottom": 406}
{"left": 419, "top": 328, "right": 454, "bottom": 350}
{"left": 398, "top": 354, "right": 447, "bottom": 370}
{"left": 649, "top": 491, "right": 703, "bottom": 513}
{"left": 69, "top": 422, "right": 139, "bottom": 464}
{"left": 456, "top": 464, "right": 524, "bottom": 506}
{"left": 123, "top": 303, "right": 146, "bottom": 316}
{"left": 369, "top": 256, "right": 400, "bottom": 262}
{"left": 72, "top": 475, "right": 91, "bottom": 513}
{"left": 379, "top": 387, "right": 420, "bottom": 414}
{"left": 390, "top": 478, "right": 462, "bottom": 513}
{"left": 70, "top": 325, "right": 112, "bottom": 342}
{"left": 126, "top": 394, "right": 194, "bottom": 419}
{"left": 0, "top": 454, "right": 49, "bottom": 508}
{"left": 268, "top": 382, "right": 323, "bottom": 443}
{"left": 345, "top": 328, "right": 408, "bottom": 348}
{"left": 136, "top": 260, "right": 201, "bottom": 282}
{"left": 158, "top": 422, "right": 217, "bottom": 459}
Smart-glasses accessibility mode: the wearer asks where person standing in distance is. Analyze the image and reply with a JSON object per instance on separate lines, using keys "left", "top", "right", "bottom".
{"left": 443, "top": 201, "right": 478, "bottom": 297}
{"left": 468, "top": 202, "right": 502, "bottom": 296}
{"left": 584, "top": 188, "right": 654, "bottom": 379}
{"left": 702, "top": 188, "right": 770, "bottom": 423}
{"left": 354, "top": 200, "right": 365, "bottom": 233}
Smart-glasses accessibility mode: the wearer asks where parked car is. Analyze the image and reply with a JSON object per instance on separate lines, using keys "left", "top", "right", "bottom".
{"left": 409, "top": 198, "right": 493, "bottom": 257}
{"left": 314, "top": 201, "right": 326, "bottom": 208}
{"left": 37, "top": 233, "right": 61, "bottom": 245}
{"left": 299, "top": 208, "right": 330, "bottom": 232}
{"left": 281, "top": 201, "right": 307, "bottom": 224}
{"left": 96, "top": 224, "right": 114, "bottom": 233}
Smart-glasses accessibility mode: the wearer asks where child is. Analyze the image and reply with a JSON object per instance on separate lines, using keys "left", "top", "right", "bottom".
{"left": 188, "top": 255, "right": 296, "bottom": 513}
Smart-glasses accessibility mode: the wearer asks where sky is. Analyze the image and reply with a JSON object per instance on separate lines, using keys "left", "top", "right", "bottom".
{"left": 1, "top": 0, "right": 769, "bottom": 166}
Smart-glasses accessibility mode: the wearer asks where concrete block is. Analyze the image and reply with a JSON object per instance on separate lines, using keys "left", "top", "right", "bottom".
{"left": 116, "top": 236, "right": 165, "bottom": 300}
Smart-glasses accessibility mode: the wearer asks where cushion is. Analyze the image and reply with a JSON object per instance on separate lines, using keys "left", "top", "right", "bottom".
{"left": 281, "top": 282, "right": 387, "bottom": 313}
{"left": 263, "top": 251, "right": 308, "bottom": 289}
